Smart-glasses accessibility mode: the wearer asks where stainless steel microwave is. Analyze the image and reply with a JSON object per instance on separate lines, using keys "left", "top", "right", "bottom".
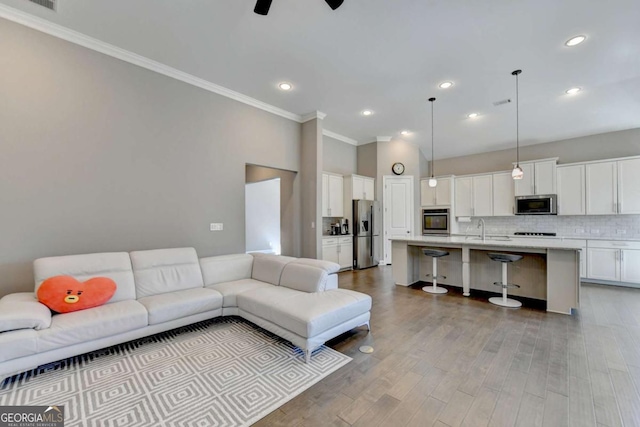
{"left": 515, "top": 194, "right": 557, "bottom": 215}
{"left": 422, "top": 208, "right": 450, "bottom": 235}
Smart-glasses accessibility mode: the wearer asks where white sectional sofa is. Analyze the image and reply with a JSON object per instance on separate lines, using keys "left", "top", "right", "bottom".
{"left": 0, "top": 248, "right": 371, "bottom": 380}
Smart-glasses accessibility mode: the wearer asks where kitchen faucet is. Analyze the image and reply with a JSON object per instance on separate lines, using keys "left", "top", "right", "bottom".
{"left": 478, "top": 218, "right": 486, "bottom": 242}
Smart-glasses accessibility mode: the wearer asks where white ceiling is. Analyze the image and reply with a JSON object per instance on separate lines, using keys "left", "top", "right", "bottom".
{"left": 2, "top": 0, "right": 640, "bottom": 158}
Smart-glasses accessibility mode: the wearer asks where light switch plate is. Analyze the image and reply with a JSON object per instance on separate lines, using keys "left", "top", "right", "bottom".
{"left": 210, "top": 223, "right": 224, "bottom": 231}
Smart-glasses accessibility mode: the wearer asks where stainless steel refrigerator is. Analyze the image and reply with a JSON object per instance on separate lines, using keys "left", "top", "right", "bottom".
{"left": 353, "top": 200, "right": 381, "bottom": 269}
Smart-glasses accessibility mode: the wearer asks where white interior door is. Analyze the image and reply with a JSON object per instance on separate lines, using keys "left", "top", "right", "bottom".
{"left": 383, "top": 176, "right": 414, "bottom": 264}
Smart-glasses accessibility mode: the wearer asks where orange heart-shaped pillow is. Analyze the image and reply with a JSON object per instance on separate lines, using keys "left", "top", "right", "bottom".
{"left": 37, "top": 276, "right": 117, "bottom": 313}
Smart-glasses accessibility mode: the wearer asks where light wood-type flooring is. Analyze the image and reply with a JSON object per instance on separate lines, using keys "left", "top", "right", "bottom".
{"left": 255, "top": 265, "right": 640, "bottom": 427}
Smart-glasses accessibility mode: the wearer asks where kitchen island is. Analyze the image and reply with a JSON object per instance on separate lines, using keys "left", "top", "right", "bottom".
{"left": 391, "top": 235, "right": 585, "bottom": 315}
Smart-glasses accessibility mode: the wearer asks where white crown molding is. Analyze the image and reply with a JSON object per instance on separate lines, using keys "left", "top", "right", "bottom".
{"left": 322, "top": 130, "right": 358, "bottom": 146}
{"left": 375, "top": 136, "right": 393, "bottom": 143}
{"left": 0, "top": 4, "right": 305, "bottom": 123}
{"left": 300, "top": 111, "right": 327, "bottom": 123}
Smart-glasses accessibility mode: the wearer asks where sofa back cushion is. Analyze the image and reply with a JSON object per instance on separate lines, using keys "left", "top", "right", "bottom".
{"left": 199, "top": 254, "right": 253, "bottom": 286}
{"left": 33, "top": 252, "right": 136, "bottom": 304}
{"left": 279, "top": 263, "right": 331, "bottom": 293}
{"left": 130, "top": 248, "right": 204, "bottom": 299}
{"left": 250, "top": 254, "right": 296, "bottom": 285}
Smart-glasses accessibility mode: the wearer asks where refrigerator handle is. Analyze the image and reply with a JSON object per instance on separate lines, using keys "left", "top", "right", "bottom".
{"left": 370, "top": 206, "right": 374, "bottom": 257}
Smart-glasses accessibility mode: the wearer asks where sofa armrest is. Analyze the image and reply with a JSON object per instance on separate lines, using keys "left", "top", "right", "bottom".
{"left": 0, "top": 293, "right": 52, "bottom": 332}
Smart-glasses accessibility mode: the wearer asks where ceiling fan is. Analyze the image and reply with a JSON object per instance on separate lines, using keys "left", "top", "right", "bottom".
{"left": 254, "top": 0, "right": 344, "bottom": 15}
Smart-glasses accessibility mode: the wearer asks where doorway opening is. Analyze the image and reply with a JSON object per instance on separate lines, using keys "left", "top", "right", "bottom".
{"left": 245, "top": 164, "right": 298, "bottom": 256}
{"left": 245, "top": 178, "right": 281, "bottom": 254}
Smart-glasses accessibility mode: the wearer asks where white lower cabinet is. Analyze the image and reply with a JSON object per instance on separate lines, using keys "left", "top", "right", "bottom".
{"left": 621, "top": 249, "right": 640, "bottom": 283}
{"left": 322, "top": 237, "right": 353, "bottom": 270}
{"left": 586, "top": 240, "right": 640, "bottom": 284}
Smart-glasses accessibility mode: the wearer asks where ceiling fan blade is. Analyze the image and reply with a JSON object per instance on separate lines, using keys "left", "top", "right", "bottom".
{"left": 325, "top": 0, "right": 344, "bottom": 10}
{"left": 254, "top": 0, "right": 273, "bottom": 15}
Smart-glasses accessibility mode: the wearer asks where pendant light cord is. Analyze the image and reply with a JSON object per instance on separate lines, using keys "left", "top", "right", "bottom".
{"left": 429, "top": 97, "right": 436, "bottom": 178}
{"left": 515, "top": 71, "right": 520, "bottom": 166}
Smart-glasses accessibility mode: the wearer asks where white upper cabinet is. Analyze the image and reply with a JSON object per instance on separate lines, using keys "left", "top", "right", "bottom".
{"left": 535, "top": 160, "right": 557, "bottom": 195}
{"left": 492, "top": 172, "right": 515, "bottom": 216}
{"left": 514, "top": 159, "right": 557, "bottom": 196}
{"left": 514, "top": 163, "right": 535, "bottom": 196}
{"left": 322, "top": 173, "right": 344, "bottom": 217}
{"left": 618, "top": 158, "right": 640, "bottom": 214}
{"left": 473, "top": 175, "right": 493, "bottom": 217}
{"left": 557, "top": 164, "right": 586, "bottom": 215}
{"left": 454, "top": 177, "right": 473, "bottom": 217}
{"left": 363, "top": 178, "right": 375, "bottom": 201}
{"left": 346, "top": 175, "right": 374, "bottom": 201}
{"left": 421, "top": 177, "right": 452, "bottom": 207}
{"left": 352, "top": 176, "right": 365, "bottom": 200}
{"left": 454, "top": 175, "right": 492, "bottom": 217}
{"left": 322, "top": 174, "right": 330, "bottom": 217}
{"left": 586, "top": 161, "right": 617, "bottom": 215}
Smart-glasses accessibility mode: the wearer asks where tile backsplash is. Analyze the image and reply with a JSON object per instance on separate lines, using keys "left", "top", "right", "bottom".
{"left": 456, "top": 215, "right": 640, "bottom": 239}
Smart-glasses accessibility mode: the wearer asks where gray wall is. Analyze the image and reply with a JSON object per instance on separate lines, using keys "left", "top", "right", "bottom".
{"left": 434, "top": 128, "right": 640, "bottom": 176}
{"left": 300, "top": 119, "right": 323, "bottom": 258}
{"left": 0, "top": 18, "right": 302, "bottom": 297}
{"left": 356, "top": 142, "right": 377, "bottom": 178}
{"left": 245, "top": 165, "right": 299, "bottom": 257}
{"left": 323, "top": 136, "right": 357, "bottom": 176}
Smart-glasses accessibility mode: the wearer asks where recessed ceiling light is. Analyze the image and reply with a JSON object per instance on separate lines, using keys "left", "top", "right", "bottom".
{"left": 566, "top": 87, "right": 582, "bottom": 95}
{"left": 439, "top": 81, "right": 453, "bottom": 89}
{"left": 401, "top": 130, "right": 410, "bottom": 136}
{"left": 565, "top": 35, "right": 586, "bottom": 47}
{"left": 468, "top": 113, "right": 479, "bottom": 118}
{"left": 362, "top": 110, "right": 373, "bottom": 116}
{"left": 278, "top": 82, "right": 292, "bottom": 91}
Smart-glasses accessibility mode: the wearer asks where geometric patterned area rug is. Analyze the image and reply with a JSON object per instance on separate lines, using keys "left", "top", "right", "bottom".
{"left": 0, "top": 317, "right": 351, "bottom": 426}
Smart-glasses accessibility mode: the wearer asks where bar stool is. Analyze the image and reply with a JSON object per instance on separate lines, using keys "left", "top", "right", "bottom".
{"left": 487, "top": 252, "right": 523, "bottom": 308}
{"left": 422, "top": 249, "right": 449, "bottom": 294}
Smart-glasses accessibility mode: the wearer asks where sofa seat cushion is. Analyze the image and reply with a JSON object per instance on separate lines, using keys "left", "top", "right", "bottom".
{"left": 0, "top": 293, "right": 52, "bottom": 332}
{"left": 206, "top": 279, "right": 274, "bottom": 308}
{"left": 0, "top": 329, "right": 39, "bottom": 363}
{"left": 37, "top": 300, "right": 148, "bottom": 353}
{"left": 237, "top": 288, "right": 372, "bottom": 338}
{"left": 138, "top": 288, "right": 223, "bottom": 325}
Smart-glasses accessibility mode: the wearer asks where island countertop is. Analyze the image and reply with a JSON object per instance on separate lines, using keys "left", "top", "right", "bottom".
{"left": 391, "top": 236, "right": 582, "bottom": 314}
{"left": 391, "top": 235, "right": 585, "bottom": 251}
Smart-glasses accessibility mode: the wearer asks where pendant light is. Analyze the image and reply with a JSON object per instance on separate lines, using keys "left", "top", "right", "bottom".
{"left": 428, "top": 97, "right": 438, "bottom": 187}
{"left": 511, "top": 69, "right": 524, "bottom": 180}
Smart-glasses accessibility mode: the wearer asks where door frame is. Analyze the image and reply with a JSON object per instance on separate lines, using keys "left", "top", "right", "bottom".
{"left": 382, "top": 175, "right": 414, "bottom": 265}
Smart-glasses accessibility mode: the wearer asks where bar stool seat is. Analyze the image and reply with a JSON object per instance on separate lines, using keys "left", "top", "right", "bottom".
{"left": 487, "top": 252, "right": 523, "bottom": 308}
{"left": 422, "top": 249, "right": 450, "bottom": 294}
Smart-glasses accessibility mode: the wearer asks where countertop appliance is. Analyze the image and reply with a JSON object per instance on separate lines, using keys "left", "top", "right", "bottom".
{"left": 422, "top": 208, "right": 450, "bottom": 235}
{"left": 353, "top": 200, "right": 380, "bottom": 269}
{"left": 515, "top": 194, "right": 557, "bottom": 215}
{"left": 341, "top": 218, "right": 349, "bottom": 235}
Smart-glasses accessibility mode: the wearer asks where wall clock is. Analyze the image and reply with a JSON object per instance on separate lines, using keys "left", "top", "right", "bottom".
{"left": 392, "top": 162, "right": 405, "bottom": 175}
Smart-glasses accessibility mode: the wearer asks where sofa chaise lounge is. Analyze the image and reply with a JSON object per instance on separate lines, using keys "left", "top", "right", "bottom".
{"left": 0, "top": 247, "right": 372, "bottom": 380}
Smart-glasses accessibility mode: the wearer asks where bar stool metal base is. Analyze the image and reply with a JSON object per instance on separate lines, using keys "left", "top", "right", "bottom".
{"left": 489, "top": 296, "right": 522, "bottom": 308}
{"left": 422, "top": 285, "right": 448, "bottom": 294}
